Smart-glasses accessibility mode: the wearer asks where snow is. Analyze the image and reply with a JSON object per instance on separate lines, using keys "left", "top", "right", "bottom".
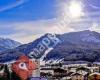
{"left": 82, "top": 34, "right": 100, "bottom": 43}
{"left": 90, "top": 72, "right": 100, "bottom": 76}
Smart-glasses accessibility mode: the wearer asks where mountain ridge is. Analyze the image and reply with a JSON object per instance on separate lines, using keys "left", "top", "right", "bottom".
{"left": 0, "top": 37, "right": 21, "bottom": 52}
{"left": 0, "top": 30, "right": 100, "bottom": 63}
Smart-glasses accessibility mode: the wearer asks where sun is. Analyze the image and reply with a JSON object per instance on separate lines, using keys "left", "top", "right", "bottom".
{"left": 68, "top": 1, "right": 83, "bottom": 18}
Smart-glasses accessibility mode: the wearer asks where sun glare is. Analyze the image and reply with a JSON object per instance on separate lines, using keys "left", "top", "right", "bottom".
{"left": 69, "top": 1, "right": 83, "bottom": 18}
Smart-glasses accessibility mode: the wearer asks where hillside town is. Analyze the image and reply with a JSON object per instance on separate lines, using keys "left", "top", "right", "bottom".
{"left": 0, "top": 0, "right": 100, "bottom": 80}
{"left": 0, "top": 56, "right": 100, "bottom": 80}
{"left": 40, "top": 62, "right": 100, "bottom": 80}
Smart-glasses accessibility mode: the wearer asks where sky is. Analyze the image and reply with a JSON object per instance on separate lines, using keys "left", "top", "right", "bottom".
{"left": 0, "top": 0, "right": 100, "bottom": 43}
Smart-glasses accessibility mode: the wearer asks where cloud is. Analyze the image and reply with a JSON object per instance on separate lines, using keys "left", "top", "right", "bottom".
{"left": 0, "top": 0, "right": 100, "bottom": 43}
{"left": 0, "top": 18, "right": 74, "bottom": 43}
{"left": 89, "top": 4, "right": 100, "bottom": 9}
{"left": 89, "top": 23, "right": 100, "bottom": 32}
{"left": 0, "top": 16, "right": 100, "bottom": 43}
{"left": 1, "top": 10, "right": 100, "bottom": 44}
{"left": 0, "top": 0, "right": 28, "bottom": 12}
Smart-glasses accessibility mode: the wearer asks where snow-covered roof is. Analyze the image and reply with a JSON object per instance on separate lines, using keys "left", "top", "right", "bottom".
{"left": 90, "top": 72, "right": 100, "bottom": 76}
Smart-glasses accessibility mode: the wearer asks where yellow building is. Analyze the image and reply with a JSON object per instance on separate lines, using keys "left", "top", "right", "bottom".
{"left": 89, "top": 72, "right": 100, "bottom": 80}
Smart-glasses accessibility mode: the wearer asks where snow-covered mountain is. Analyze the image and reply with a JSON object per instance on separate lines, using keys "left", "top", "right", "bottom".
{"left": 0, "top": 30, "right": 100, "bottom": 63}
{"left": 46, "top": 30, "right": 100, "bottom": 62}
{"left": 0, "top": 38, "right": 21, "bottom": 52}
{"left": 0, "top": 34, "right": 58, "bottom": 62}
{"left": 58, "top": 30, "right": 100, "bottom": 48}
